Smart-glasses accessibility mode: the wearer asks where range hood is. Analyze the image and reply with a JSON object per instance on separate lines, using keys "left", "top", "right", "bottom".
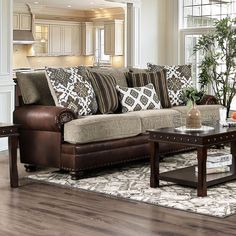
{"left": 13, "top": 30, "right": 35, "bottom": 44}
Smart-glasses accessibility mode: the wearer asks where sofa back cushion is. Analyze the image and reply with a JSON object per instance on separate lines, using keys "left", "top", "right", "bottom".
{"left": 127, "top": 71, "right": 171, "bottom": 108}
{"left": 87, "top": 71, "right": 119, "bottom": 114}
{"left": 87, "top": 67, "right": 129, "bottom": 87}
{"left": 147, "top": 63, "right": 193, "bottom": 106}
{"left": 16, "top": 71, "right": 55, "bottom": 106}
{"left": 45, "top": 67, "right": 98, "bottom": 116}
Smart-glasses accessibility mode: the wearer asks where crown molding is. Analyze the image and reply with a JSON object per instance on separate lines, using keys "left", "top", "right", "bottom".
{"left": 28, "top": 4, "right": 88, "bottom": 21}
{"left": 13, "top": 2, "right": 31, "bottom": 13}
{"left": 87, "top": 7, "right": 125, "bottom": 21}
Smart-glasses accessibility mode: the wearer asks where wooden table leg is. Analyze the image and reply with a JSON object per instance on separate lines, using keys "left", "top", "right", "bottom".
{"left": 150, "top": 141, "right": 160, "bottom": 188}
{"left": 8, "top": 136, "right": 19, "bottom": 188}
{"left": 231, "top": 141, "right": 236, "bottom": 173}
{"left": 197, "top": 147, "right": 207, "bottom": 197}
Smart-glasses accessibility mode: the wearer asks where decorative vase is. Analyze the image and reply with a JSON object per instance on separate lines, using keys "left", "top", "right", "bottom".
{"left": 186, "top": 102, "right": 202, "bottom": 129}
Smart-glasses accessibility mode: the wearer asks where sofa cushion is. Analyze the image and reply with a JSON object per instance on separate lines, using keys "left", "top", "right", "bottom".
{"left": 126, "top": 71, "right": 171, "bottom": 108}
{"left": 64, "top": 114, "right": 142, "bottom": 144}
{"left": 87, "top": 67, "right": 128, "bottom": 87}
{"left": 124, "top": 109, "right": 180, "bottom": 133}
{"left": 16, "top": 71, "right": 55, "bottom": 105}
{"left": 172, "top": 105, "right": 221, "bottom": 124}
{"left": 45, "top": 67, "right": 98, "bottom": 116}
{"left": 87, "top": 71, "right": 119, "bottom": 114}
{"left": 116, "top": 83, "right": 161, "bottom": 113}
{"left": 147, "top": 63, "right": 193, "bottom": 106}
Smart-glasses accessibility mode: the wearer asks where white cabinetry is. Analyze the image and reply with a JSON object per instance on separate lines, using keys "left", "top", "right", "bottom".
{"left": 33, "top": 20, "right": 82, "bottom": 56}
{"left": 63, "top": 25, "right": 73, "bottom": 55}
{"left": 81, "top": 22, "right": 94, "bottom": 55}
{"left": 49, "top": 25, "right": 62, "bottom": 55}
{"left": 34, "top": 24, "right": 49, "bottom": 55}
{"left": 72, "top": 24, "right": 82, "bottom": 55}
{"left": 104, "top": 20, "right": 124, "bottom": 56}
{"left": 13, "top": 13, "right": 31, "bottom": 30}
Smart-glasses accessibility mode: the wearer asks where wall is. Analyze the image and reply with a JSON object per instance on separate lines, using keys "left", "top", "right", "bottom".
{"left": 140, "top": 0, "right": 179, "bottom": 68}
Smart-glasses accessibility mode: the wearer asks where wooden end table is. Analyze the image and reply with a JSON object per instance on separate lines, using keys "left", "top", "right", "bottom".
{"left": 0, "top": 123, "right": 20, "bottom": 188}
{"left": 149, "top": 125, "right": 236, "bottom": 197}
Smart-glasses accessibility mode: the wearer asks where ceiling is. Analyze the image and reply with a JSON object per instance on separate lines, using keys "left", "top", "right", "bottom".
{"left": 13, "top": 0, "right": 125, "bottom": 10}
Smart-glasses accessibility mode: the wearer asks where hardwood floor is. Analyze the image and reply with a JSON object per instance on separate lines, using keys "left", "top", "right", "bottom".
{"left": 0, "top": 151, "right": 236, "bottom": 236}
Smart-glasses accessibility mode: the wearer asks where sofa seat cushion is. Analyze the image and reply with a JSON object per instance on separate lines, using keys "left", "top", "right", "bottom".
{"left": 64, "top": 114, "right": 142, "bottom": 144}
{"left": 124, "top": 109, "right": 180, "bottom": 133}
{"left": 172, "top": 105, "right": 221, "bottom": 124}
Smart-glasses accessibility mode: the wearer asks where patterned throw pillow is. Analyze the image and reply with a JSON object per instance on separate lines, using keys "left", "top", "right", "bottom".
{"left": 116, "top": 83, "right": 161, "bottom": 113}
{"left": 127, "top": 71, "right": 171, "bottom": 108}
{"left": 45, "top": 67, "right": 98, "bottom": 116}
{"left": 147, "top": 63, "right": 193, "bottom": 106}
{"left": 87, "top": 71, "right": 119, "bottom": 114}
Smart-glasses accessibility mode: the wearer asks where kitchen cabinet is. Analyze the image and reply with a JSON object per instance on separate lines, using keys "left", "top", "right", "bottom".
{"left": 50, "top": 25, "right": 62, "bottom": 55}
{"left": 104, "top": 20, "right": 124, "bottom": 56}
{"left": 63, "top": 26, "right": 73, "bottom": 55}
{"left": 13, "top": 14, "right": 20, "bottom": 30}
{"left": 81, "top": 22, "right": 94, "bottom": 55}
{"left": 33, "top": 24, "right": 49, "bottom": 55}
{"left": 13, "top": 13, "right": 31, "bottom": 30}
{"left": 33, "top": 20, "right": 82, "bottom": 56}
{"left": 72, "top": 25, "right": 82, "bottom": 55}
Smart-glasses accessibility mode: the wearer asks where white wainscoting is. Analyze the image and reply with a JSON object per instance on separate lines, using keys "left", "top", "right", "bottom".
{"left": 0, "top": 83, "right": 15, "bottom": 151}
{"left": 0, "top": 0, "right": 14, "bottom": 151}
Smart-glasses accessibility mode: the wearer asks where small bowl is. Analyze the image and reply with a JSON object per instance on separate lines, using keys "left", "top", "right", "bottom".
{"left": 231, "top": 112, "right": 236, "bottom": 120}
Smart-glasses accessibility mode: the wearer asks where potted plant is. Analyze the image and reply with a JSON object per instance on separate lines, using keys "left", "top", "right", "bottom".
{"left": 181, "top": 87, "right": 204, "bottom": 107}
{"left": 182, "top": 87, "right": 203, "bottom": 128}
{"left": 194, "top": 17, "right": 236, "bottom": 118}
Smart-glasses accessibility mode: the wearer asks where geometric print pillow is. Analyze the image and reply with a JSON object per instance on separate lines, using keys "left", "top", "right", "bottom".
{"left": 45, "top": 67, "right": 98, "bottom": 116}
{"left": 116, "top": 83, "right": 161, "bottom": 113}
{"left": 147, "top": 63, "right": 193, "bottom": 106}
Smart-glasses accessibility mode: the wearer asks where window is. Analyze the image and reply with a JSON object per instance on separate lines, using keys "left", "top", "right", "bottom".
{"left": 182, "top": 0, "right": 234, "bottom": 28}
{"left": 95, "top": 28, "right": 110, "bottom": 64}
{"left": 180, "top": 0, "right": 236, "bottom": 89}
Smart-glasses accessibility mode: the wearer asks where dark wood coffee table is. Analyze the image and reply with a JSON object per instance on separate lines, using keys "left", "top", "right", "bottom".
{"left": 149, "top": 125, "right": 236, "bottom": 197}
{"left": 0, "top": 123, "right": 20, "bottom": 187}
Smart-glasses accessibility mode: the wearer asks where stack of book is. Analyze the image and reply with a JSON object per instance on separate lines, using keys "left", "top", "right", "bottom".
{"left": 195, "top": 152, "right": 232, "bottom": 174}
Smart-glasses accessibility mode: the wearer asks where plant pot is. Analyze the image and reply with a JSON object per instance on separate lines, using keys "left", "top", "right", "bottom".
{"left": 186, "top": 103, "right": 202, "bottom": 129}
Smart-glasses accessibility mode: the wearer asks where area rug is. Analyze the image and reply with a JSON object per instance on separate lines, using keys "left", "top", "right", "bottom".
{"left": 27, "top": 147, "right": 236, "bottom": 218}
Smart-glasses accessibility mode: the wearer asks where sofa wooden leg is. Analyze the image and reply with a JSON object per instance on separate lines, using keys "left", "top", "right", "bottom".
{"left": 70, "top": 171, "right": 83, "bottom": 180}
{"left": 24, "top": 164, "right": 37, "bottom": 172}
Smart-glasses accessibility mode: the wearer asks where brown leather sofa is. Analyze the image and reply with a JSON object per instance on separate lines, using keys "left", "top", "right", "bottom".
{"left": 13, "top": 70, "right": 219, "bottom": 180}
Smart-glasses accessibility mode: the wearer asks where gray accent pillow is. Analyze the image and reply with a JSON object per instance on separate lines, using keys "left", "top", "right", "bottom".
{"left": 45, "top": 67, "right": 98, "bottom": 116}
{"left": 16, "top": 71, "right": 55, "bottom": 105}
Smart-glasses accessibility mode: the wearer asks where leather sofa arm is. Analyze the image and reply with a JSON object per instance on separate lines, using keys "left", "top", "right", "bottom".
{"left": 13, "top": 105, "right": 76, "bottom": 132}
{"left": 197, "top": 95, "right": 218, "bottom": 105}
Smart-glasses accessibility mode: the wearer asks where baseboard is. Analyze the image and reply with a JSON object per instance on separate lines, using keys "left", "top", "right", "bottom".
{"left": 0, "top": 138, "right": 8, "bottom": 151}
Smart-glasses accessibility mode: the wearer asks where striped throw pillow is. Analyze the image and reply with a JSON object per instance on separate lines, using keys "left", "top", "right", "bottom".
{"left": 87, "top": 71, "right": 119, "bottom": 114}
{"left": 127, "top": 71, "right": 171, "bottom": 108}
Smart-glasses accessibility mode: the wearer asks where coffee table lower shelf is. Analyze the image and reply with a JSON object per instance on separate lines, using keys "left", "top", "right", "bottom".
{"left": 159, "top": 166, "right": 236, "bottom": 188}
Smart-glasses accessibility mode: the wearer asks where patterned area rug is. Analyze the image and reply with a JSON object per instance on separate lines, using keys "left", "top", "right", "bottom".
{"left": 27, "top": 147, "right": 236, "bottom": 218}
